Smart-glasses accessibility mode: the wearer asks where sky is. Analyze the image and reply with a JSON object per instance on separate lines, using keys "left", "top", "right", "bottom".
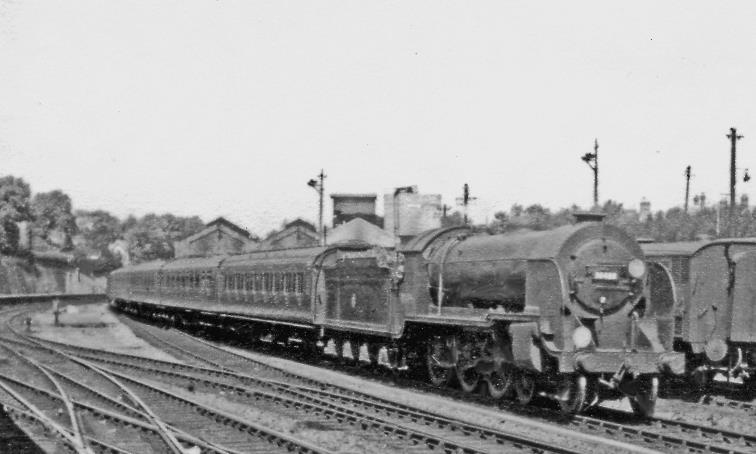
{"left": 2, "top": 1, "right": 756, "bottom": 235}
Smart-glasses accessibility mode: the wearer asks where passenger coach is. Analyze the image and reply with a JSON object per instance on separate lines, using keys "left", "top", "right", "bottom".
{"left": 643, "top": 238, "right": 756, "bottom": 390}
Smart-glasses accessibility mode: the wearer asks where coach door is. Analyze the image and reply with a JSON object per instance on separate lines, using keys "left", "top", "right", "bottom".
{"left": 730, "top": 251, "right": 756, "bottom": 344}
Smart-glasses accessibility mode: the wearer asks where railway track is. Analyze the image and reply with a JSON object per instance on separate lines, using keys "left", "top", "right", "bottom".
{"left": 7, "top": 330, "right": 583, "bottom": 454}
{"left": 116, "top": 315, "right": 756, "bottom": 454}
{"left": 0, "top": 305, "right": 340, "bottom": 454}
{"left": 8, "top": 300, "right": 756, "bottom": 454}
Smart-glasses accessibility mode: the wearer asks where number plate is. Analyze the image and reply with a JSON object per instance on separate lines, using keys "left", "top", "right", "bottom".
{"left": 593, "top": 271, "right": 618, "bottom": 281}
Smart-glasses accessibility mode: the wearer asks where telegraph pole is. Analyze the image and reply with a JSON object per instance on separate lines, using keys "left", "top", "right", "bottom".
{"left": 727, "top": 128, "right": 743, "bottom": 236}
{"left": 307, "top": 169, "right": 326, "bottom": 245}
{"left": 581, "top": 139, "right": 599, "bottom": 208}
{"left": 684, "top": 165, "right": 691, "bottom": 213}
{"left": 455, "top": 183, "right": 477, "bottom": 225}
{"left": 593, "top": 139, "right": 599, "bottom": 207}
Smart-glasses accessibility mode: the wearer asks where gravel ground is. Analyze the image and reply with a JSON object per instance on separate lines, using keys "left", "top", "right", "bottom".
{"left": 223, "top": 346, "right": 660, "bottom": 454}
{"left": 29, "top": 303, "right": 177, "bottom": 362}
{"left": 136, "top": 375, "right": 397, "bottom": 454}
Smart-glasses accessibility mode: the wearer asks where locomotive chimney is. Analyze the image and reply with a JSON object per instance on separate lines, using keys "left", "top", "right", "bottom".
{"left": 573, "top": 211, "right": 606, "bottom": 223}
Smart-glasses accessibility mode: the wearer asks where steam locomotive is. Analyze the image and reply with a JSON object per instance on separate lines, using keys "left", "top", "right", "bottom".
{"left": 109, "top": 217, "right": 683, "bottom": 416}
{"left": 643, "top": 239, "right": 756, "bottom": 390}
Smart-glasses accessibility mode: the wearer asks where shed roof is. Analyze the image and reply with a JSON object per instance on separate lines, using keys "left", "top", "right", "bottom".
{"left": 223, "top": 246, "right": 327, "bottom": 267}
{"left": 326, "top": 217, "right": 395, "bottom": 247}
{"left": 162, "top": 256, "right": 226, "bottom": 271}
{"left": 112, "top": 260, "right": 165, "bottom": 274}
{"left": 206, "top": 216, "right": 251, "bottom": 238}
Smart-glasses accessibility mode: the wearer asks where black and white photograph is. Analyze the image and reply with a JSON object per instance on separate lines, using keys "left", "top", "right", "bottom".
{"left": 2, "top": 1, "right": 756, "bottom": 453}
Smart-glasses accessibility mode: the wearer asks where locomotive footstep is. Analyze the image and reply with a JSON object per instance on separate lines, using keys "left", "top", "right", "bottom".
{"left": 629, "top": 376, "right": 658, "bottom": 418}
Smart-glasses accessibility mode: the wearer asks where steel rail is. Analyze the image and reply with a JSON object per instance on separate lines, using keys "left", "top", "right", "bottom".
{"left": 0, "top": 378, "right": 237, "bottom": 454}
{"left": 125, "top": 318, "right": 756, "bottom": 454}
{"left": 2, "top": 403, "right": 135, "bottom": 454}
{"left": 72, "top": 367, "right": 335, "bottom": 454}
{"left": 20, "top": 332, "right": 591, "bottom": 454}
{"left": 2, "top": 332, "right": 332, "bottom": 454}
{"left": 0, "top": 378, "right": 87, "bottom": 454}
{"left": 46, "top": 368, "right": 244, "bottom": 454}
{"left": 91, "top": 352, "right": 573, "bottom": 454}
{"left": 0, "top": 343, "right": 92, "bottom": 453}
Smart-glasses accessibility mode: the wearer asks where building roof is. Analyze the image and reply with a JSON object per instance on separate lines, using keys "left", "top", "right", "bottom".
{"left": 206, "top": 216, "right": 251, "bottom": 238}
{"left": 330, "top": 193, "right": 377, "bottom": 200}
{"left": 326, "top": 217, "right": 395, "bottom": 247}
{"left": 283, "top": 218, "right": 317, "bottom": 231}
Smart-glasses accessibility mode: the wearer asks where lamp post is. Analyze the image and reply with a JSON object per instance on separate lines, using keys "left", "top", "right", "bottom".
{"left": 392, "top": 186, "right": 415, "bottom": 250}
{"left": 581, "top": 139, "right": 599, "bottom": 208}
{"left": 307, "top": 169, "right": 326, "bottom": 246}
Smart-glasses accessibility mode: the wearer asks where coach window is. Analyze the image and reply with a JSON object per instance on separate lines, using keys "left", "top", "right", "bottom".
{"left": 295, "top": 273, "right": 304, "bottom": 295}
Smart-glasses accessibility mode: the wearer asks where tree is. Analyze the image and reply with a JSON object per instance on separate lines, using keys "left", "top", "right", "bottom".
{"left": 75, "top": 210, "right": 122, "bottom": 251}
{"left": 124, "top": 214, "right": 204, "bottom": 263}
{"left": 31, "top": 190, "right": 77, "bottom": 250}
{"left": 441, "top": 210, "right": 465, "bottom": 228}
{"left": 0, "top": 176, "right": 32, "bottom": 253}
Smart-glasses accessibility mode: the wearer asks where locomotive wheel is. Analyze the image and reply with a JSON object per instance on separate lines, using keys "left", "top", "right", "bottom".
{"left": 426, "top": 340, "right": 454, "bottom": 387}
{"left": 630, "top": 376, "right": 658, "bottom": 418}
{"left": 486, "top": 364, "right": 514, "bottom": 399}
{"left": 456, "top": 364, "right": 480, "bottom": 393}
{"left": 331, "top": 338, "right": 343, "bottom": 360}
{"left": 514, "top": 371, "right": 536, "bottom": 405}
{"left": 557, "top": 374, "right": 587, "bottom": 414}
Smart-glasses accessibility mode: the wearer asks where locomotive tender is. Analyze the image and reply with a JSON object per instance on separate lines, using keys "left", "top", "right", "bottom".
{"left": 109, "top": 219, "right": 683, "bottom": 415}
{"left": 643, "top": 239, "right": 756, "bottom": 389}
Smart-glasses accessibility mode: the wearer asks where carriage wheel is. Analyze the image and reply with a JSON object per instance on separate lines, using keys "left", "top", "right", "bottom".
{"left": 630, "top": 376, "right": 658, "bottom": 418}
{"left": 486, "top": 363, "right": 515, "bottom": 399}
{"left": 330, "top": 338, "right": 343, "bottom": 360}
{"left": 514, "top": 371, "right": 536, "bottom": 405}
{"left": 367, "top": 343, "right": 381, "bottom": 367}
{"left": 426, "top": 339, "right": 454, "bottom": 387}
{"left": 348, "top": 340, "right": 361, "bottom": 364}
{"left": 557, "top": 374, "right": 587, "bottom": 414}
